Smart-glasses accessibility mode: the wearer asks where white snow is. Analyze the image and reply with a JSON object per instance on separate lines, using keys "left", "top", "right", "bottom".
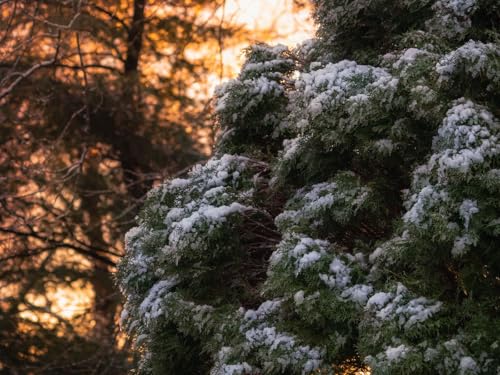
{"left": 294, "top": 60, "right": 397, "bottom": 119}
{"left": 297, "top": 251, "right": 323, "bottom": 274}
{"left": 403, "top": 185, "right": 449, "bottom": 225}
{"left": 458, "top": 199, "right": 479, "bottom": 229}
{"left": 444, "top": 0, "right": 477, "bottom": 16}
{"left": 452, "top": 233, "right": 476, "bottom": 256}
{"left": 425, "top": 100, "right": 499, "bottom": 180}
{"left": 341, "top": 284, "right": 373, "bottom": 305}
{"left": 393, "top": 48, "right": 430, "bottom": 69}
{"left": 319, "top": 258, "right": 352, "bottom": 289}
{"left": 294, "top": 290, "right": 305, "bottom": 305}
{"left": 366, "top": 292, "right": 392, "bottom": 309}
{"left": 139, "top": 277, "right": 178, "bottom": 322}
{"left": 169, "top": 178, "right": 191, "bottom": 189}
{"left": 436, "top": 40, "right": 499, "bottom": 82}
{"left": 168, "top": 203, "right": 248, "bottom": 247}
{"left": 243, "top": 299, "right": 282, "bottom": 322}
{"left": 385, "top": 344, "right": 409, "bottom": 362}
{"left": 459, "top": 356, "right": 479, "bottom": 374}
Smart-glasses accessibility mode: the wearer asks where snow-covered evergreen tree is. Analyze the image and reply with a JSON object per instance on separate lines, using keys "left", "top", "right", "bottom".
{"left": 117, "top": 1, "right": 500, "bottom": 373}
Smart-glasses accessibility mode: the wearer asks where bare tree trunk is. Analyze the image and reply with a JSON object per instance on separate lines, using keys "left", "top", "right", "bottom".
{"left": 91, "top": 0, "right": 147, "bottom": 341}
{"left": 124, "top": 0, "right": 146, "bottom": 74}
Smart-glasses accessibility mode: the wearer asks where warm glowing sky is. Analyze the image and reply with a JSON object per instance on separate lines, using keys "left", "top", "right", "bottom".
{"left": 226, "top": 0, "right": 314, "bottom": 46}
{"left": 215, "top": 0, "right": 315, "bottom": 84}
{"left": 184, "top": 0, "right": 315, "bottom": 100}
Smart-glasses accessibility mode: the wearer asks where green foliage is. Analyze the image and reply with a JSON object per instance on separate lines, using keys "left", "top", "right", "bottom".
{"left": 215, "top": 44, "right": 295, "bottom": 154}
{"left": 118, "top": 0, "right": 500, "bottom": 374}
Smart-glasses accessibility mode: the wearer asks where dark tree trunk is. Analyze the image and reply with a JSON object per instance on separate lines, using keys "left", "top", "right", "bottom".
{"left": 124, "top": 0, "right": 146, "bottom": 74}
{"left": 119, "top": 0, "right": 150, "bottom": 199}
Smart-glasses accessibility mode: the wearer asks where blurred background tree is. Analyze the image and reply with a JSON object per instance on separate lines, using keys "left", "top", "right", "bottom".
{"left": 0, "top": 0, "right": 232, "bottom": 373}
{"left": 0, "top": 0, "right": 312, "bottom": 373}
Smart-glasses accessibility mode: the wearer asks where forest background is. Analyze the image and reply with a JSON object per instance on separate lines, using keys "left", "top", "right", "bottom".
{"left": 0, "top": 1, "right": 313, "bottom": 373}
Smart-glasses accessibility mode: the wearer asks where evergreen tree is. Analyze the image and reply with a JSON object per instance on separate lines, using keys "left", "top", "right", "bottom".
{"left": 118, "top": 0, "right": 500, "bottom": 373}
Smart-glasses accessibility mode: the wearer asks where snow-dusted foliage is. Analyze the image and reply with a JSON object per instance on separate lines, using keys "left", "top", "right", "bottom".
{"left": 436, "top": 40, "right": 500, "bottom": 89}
{"left": 211, "top": 300, "right": 324, "bottom": 375}
{"left": 214, "top": 44, "right": 295, "bottom": 154}
{"left": 427, "top": 0, "right": 480, "bottom": 38}
{"left": 118, "top": 0, "right": 500, "bottom": 373}
{"left": 117, "top": 154, "right": 275, "bottom": 373}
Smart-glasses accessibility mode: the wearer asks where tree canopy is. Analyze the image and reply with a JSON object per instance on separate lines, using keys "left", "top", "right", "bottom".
{"left": 117, "top": 0, "right": 499, "bottom": 373}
